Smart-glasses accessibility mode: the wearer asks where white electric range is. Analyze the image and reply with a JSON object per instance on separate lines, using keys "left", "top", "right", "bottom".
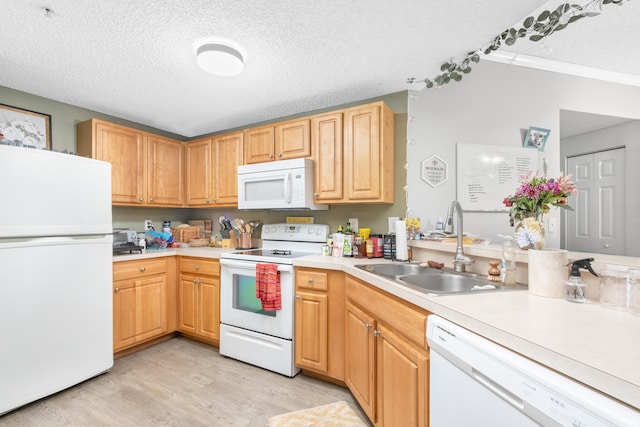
{"left": 219, "top": 223, "right": 329, "bottom": 377}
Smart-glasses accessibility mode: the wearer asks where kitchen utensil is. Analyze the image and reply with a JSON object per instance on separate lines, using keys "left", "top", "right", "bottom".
{"left": 249, "top": 219, "right": 261, "bottom": 233}
{"left": 244, "top": 223, "right": 251, "bottom": 233}
{"left": 231, "top": 218, "right": 244, "bottom": 233}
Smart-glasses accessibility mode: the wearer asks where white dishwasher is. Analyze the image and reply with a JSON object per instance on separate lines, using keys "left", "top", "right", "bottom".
{"left": 427, "top": 315, "right": 640, "bottom": 426}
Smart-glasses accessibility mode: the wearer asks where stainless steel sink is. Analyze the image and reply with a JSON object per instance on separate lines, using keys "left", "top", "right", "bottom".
{"left": 355, "top": 263, "right": 509, "bottom": 296}
{"left": 356, "top": 263, "right": 442, "bottom": 278}
{"left": 399, "top": 273, "right": 498, "bottom": 295}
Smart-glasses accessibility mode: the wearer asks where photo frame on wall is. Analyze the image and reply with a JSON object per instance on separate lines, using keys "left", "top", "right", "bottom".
{"left": 0, "top": 103, "right": 51, "bottom": 150}
{"left": 523, "top": 126, "right": 549, "bottom": 152}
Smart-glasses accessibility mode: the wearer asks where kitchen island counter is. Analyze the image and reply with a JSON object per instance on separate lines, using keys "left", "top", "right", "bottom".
{"left": 294, "top": 254, "right": 640, "bottom": 411}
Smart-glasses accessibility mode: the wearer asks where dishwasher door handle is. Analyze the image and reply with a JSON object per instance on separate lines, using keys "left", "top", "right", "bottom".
{"left": 472, "top": 367, "right": 525, "bottom": 411}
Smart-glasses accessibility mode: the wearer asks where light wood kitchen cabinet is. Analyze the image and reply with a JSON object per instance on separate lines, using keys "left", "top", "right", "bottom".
{"left": 243, "top": 125, "right": 275, "bottom": 164}
{"left": 77, "top": 119, "right": 184, "bottom": 206}
{"left": 343, "top": 101, "right": 394, "bottom": 203}
{"left": 147, "top": 135, "right": 184, "bottom": 206}
{"left": 276, "top": 118, "right": 311, "bottom": 160}
{"left": 310, "top": 112, "right": 343, "bottom": 201}
{"left": 178, "top": 257, "right": 220, "bottom": 343}
{"left": 345, "top": 274, "right": 429, "bottom": 427}
{"left": 244, "top": 119, "right": 310, "bottom": 164}
{"left": 185, "top": 131, "right": 243, "bottom": 207}
{"left": 294, "top": 268, "right": 344, "bottom": 381}
{"left": 112, "top": 258, "right": 170, "bottom": 352}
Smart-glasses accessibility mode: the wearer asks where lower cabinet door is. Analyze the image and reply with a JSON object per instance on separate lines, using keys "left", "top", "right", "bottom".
{"left": 113, "top": 275, "right": 167, "bottom": 351}
{"left": 198, "top": 276, "right": 220, "bottom": 341}
{"left": 178, "top": 275, "right": 198, "bottom": 334}
{"left": 295, "top": 290, "right": 328, "bottom": 372}
{"left": 377, "top": 323, "right": 429, "bottom": 427}
{"left": 345, "top": 301, "right": 377, "bottom": 422}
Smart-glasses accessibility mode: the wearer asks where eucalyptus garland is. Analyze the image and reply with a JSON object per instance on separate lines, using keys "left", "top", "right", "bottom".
{"left": 409, "top": 0, "right": 627, "bottom": 89}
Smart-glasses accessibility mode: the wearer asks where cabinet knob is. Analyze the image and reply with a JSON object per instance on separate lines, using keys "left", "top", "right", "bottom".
{"left": 295, "top": 295, "right": 300, "bottom": 300}
{"left": 206, "top": 199, "right": 211, "bottom": 203}
{"left": 140, "top": 267, "right": 145, "bottom": 272}
{"left": 149, "top": 197, "right": 154, "bottom": 202}
{"left": 114, "top": 287, "right": 120, "bottom": 293}
{"left": 139, "top": 197, "right": 144, "bottom": 202}
{"left": 307, "top": 278, "right": 313, "bottom": 283}
{"left": 277, "top": 153, "right": 282, "bottom": 157}
{"left": 604, "top": 244, "right": 610, "bottom": 248}
{"left": 268, "top": 154, "right": 273, "bottom": 158}
{"left": 314, "top": 192, "right": 319, "bottom": 197}
{"left": 195, "top": 265, "right": 200, "bottom": 270}
{"left": 364, "top": 323, "right": 372, "bottom": 329}
{"left": 213, "top": 199, "right": 217, "bottom": 203}
{"left": 373, "top": 330, "right": 381, "bottom": 337}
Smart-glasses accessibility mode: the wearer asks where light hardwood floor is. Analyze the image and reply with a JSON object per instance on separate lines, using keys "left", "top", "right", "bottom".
{"left": 0, "top": 337, "right": 370, "bottom": 426}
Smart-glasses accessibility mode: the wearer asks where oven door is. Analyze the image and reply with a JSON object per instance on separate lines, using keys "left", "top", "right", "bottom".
{"left": 220, "top": 258, "right": 294, "bottom": 339}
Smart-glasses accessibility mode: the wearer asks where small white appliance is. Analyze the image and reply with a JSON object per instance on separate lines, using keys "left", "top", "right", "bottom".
{"left": 237, "top": 157, "right": 328, "bottom": 210}
{"left": 427, "top": 315, "right": 640, "bottom": 426}
{"left": 0, "top": 145, "right": 113, "bottom": 415}
{"left": 219, "top": 223, "right": 329, "bottom": 377}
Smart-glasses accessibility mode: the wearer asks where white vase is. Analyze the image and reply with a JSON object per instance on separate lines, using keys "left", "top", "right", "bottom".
{"left": 527, "top": 249, "right": 568, "bottom": 298}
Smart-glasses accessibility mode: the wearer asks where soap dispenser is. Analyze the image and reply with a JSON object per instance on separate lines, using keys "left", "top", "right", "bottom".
{"left": 564, "top": 258, "right": 598, "bottom": 303}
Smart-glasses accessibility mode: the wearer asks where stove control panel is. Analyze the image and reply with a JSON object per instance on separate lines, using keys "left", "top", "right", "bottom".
{"left": 261, "top": 223, "right": 329, "bottom": 243}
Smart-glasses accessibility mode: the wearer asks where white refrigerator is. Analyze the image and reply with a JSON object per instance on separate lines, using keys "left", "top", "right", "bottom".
{"left": 0, "top": 145, "right": 114, "bottom": 415}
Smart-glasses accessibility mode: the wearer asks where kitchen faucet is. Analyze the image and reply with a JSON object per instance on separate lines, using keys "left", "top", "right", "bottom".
{"left": 445, "top": 200, "right": 475, "bottom": 272}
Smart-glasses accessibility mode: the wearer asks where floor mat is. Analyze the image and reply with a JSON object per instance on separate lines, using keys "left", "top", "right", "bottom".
{"left": 268, "top": 400, "right": 367, "bottom": 427}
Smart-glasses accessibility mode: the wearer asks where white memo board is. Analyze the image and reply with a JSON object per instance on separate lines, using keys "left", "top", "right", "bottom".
{"left": 456, "top": 143, "right": 538, "bottom": 211}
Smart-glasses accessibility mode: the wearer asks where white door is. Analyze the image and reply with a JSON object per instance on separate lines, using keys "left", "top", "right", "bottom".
{"left": 567, "top": 148, "right": 625, "bottom": 255}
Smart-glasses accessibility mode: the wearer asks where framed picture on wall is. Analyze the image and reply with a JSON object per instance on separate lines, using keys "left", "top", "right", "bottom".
{"left": 523, "top": 126, "right": 549, "bottom": 152}
{"left": 0, "top": 103, "right": 51, "bottom": 150}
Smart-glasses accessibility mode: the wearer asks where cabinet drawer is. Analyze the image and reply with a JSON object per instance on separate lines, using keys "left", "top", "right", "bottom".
{"left": 113, "top": 258, "right": 167, "bottom": 281}
{"left": 296, "top": 269, "right": 328, "bottom": 291}
{"left": 179, "top": 257, "right": 220, "bottom": 276}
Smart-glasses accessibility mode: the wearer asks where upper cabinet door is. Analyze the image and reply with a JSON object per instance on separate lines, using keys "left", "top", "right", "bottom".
{"left": 147, "top": 136, "right": 184, "bottom": 206}
{"left": 213, "top": 131, "right": 243, "bottom": 206}
{"left": 343, "top": 102, "right": 394, "bottom": 203}
{"left": 311, "top": 112, "right": 343, "bottom": 201}
{"left": 244, "top": 125, "right": 275, "bottom": 164}
{"left": 96, "top": 122, "right": 145, "bottom": 205}
{"left": 185, "top": 138, "right": 213, "bottom": 206}
{"left": 276, "top": 119, "right": 311, "bottom": 160}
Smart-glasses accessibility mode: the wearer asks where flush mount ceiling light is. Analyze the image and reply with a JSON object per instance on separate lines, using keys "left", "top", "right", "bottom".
{"left": 196, "top": 43, "right": 244, "bottom": 76}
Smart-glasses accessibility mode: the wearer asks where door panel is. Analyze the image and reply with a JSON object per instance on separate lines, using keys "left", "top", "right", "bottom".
{"left": 567, "top": 148, "right": 625, "bottom": 254}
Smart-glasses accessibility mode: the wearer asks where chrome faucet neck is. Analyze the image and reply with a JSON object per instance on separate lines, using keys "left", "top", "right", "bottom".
{"left": 448, "top": 200, "right": 475, "bottom": 272}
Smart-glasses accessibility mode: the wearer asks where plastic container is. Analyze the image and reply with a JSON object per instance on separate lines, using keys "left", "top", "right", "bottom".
{"left": 145, "top": 231, "right": 171, "bottom": 250}
{"left": 498, "top": 235, "right": 516, "bottom": 287}
{"left": 627, "top": 268, "right": 640, "bottom": 316}
{"left": 383, "top": 234, "right": 396, "bottom": 260}
{"left": 599, "top": 268, "right": 628, "bottom": 310}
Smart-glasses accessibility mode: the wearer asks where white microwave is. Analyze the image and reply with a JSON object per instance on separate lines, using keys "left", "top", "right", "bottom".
{"left": 237, "top": 158, "right": 328, "bottom": 210}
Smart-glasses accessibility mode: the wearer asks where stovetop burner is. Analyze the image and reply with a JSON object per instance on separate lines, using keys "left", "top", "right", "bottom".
{"left": 271, "top": 249, "right": 292, "bottom": 256}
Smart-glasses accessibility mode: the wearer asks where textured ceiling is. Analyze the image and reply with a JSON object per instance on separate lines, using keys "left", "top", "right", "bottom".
{"left": 1, "top": 0, "right": 636, "bottom": 138}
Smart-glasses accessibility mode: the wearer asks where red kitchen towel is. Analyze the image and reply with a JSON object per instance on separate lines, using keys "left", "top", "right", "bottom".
{"left": 256, "top": 263, "right": 281, "bottom": 311}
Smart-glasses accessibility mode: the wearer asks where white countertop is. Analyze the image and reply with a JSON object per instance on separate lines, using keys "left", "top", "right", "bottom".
{"left": 295, "top": 254, "right": 640, "bottom": 411}
{"left": 111, "top": 247, "right": 640, "bottom": 410}
{"left": 112, "top": 246, "right": 233, "bottom": 262}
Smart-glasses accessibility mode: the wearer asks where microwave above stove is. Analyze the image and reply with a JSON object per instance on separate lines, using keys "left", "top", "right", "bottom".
{"left": 237, "top": 158, "right": 328, "bottom": 210}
